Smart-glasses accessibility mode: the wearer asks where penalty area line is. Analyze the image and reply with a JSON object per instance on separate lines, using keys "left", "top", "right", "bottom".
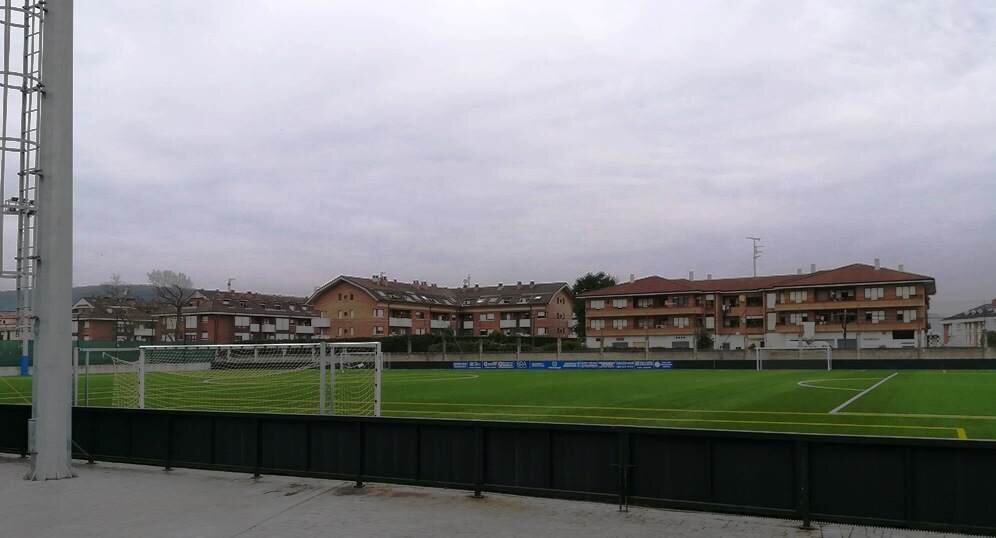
{"left": 829, "top": 372, "right": 898, "bottom": 414}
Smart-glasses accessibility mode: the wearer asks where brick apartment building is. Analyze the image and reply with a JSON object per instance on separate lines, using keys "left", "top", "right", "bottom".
{"left": 0, "top": 311, "right": 18, "bottom": 341}
{"left": 71, "top": 297, "right": 157, "bottom": 343}
{"left": 580, "top": 262, "right": 935, "bottom": 350}
{"left": 154, "top": 290, "right": 330, "bottom": 344}
{"left": 308, "top": 275, "right": 574, "bottom": 339}
{"left": 941, "top": 299, "right": 996, "bottom": 347}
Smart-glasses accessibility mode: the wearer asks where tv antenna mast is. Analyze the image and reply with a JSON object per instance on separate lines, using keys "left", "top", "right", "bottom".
{"left": 226, "top": 277, "right": 236, "bottom": 292}
{"left": 746, "top": 237, "right": 763, "bottom": 277}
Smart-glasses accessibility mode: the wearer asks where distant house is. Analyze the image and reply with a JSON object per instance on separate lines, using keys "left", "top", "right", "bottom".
{"left": 71, "top": 297, "right": 156, "bottom": 343}
{"left": 308, "top": 275, "right": 575, "bottom": 339}
{"left": 942, "top": 299, "right": 996, "bottom": 347}
{"left": 153, "top": 289, "right": 330, "bottom": 344}
{"left": 0, "top": 311, "right": 17, "bottom": 341}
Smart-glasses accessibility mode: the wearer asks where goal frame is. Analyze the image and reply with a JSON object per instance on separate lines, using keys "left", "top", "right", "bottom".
{"left": 755, "top": 342, "right": 833, "bottom": 371}
{"left": 134, "top": 341, "right": 383, "bottom": 416}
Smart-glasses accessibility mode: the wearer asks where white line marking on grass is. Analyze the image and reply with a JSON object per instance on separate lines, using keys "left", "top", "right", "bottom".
{"left": 0, "top": 376, "right": 30, "bottom": 404}
{"left": 797, "top": 378, "right": 881, "bottom": 392}
{"left": 829, "top": 372, "right": 898, "bottom": 414}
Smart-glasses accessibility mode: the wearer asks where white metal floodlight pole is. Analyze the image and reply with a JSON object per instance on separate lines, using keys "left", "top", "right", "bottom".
{"left": 26, "top": 0, "right": 74, "bottom": 481}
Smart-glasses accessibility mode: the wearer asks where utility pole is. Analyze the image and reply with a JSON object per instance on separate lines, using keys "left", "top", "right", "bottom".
{"left": 746, "top": 237, "right": 762, "bottom": 277}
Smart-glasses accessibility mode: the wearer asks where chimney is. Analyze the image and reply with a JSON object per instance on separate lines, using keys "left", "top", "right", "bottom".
{"left": 529, "top": 280, "right": 535, "bottom": 288}
{"left": 898, "top": 264, "right": 904, "bottom": 272}
{"left": 874, "top": 258, "right": 881, "bottom": 270}
{"left": 474, "top": 283, "right": 479, "bottom": 290}
{"left": 629, "top": 273, "right": 635, "bottom": 283}
{"left": 463, "top": 282, "right": 468, "bottom": 288}
{"left": 431, "top": 283, "right": 437, "bottom": 288}
{"left": 706, "top": 273, "right": 712, "bottom": 280}
{"left": 810, "top": 263, "right": 816, "bottom": 273}
{"left": 516, "top": 281, "right": 522, "bottom": 289}
{"left": 689, "top": 271, "right": 695, "bottom": 280}
{"left": 796, "top": 268, "right": 802, "bottom": 275}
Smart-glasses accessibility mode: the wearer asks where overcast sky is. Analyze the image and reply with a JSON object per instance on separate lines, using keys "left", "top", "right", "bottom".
{"left": 58, "top": 1, "right": 996, "bottom": 315}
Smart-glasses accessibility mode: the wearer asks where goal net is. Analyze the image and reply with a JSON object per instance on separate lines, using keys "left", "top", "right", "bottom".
{"left": 755, "top": 343, "right": 833, "bottom": 371}
{"left": 107, "top": 342, "right": 382, "bottom": 415}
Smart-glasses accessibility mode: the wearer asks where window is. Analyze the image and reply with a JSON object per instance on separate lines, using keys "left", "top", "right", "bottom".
{"left": 373, "top": 308, "right": 384, "bottom": 318}
{"left": 185, "top": 316, "right": 198, "bottom": 329}
{"left": 537, "top": 327, "right": 546, "bottom": 336}
{"left": 221, "top": 300, "right": 230, "bottom": 306}
{"left": 746, "top": 317, "right": 764, "bottom": 328}
{"left": 672, "top": 317, "right": 689, "bottom": 328}
{"left": 536, "top": 310, "right": 546, "bottom": 318}
{"left": 788, "top": 313, "right": 809, "bottom": 325}
{"left": 897, "top": 309, "right": 917, "bottom": 322}
{"left": 479, "top": 329, "right": 489, "bottom": 336}
{"left": 239, "top": 301, "right": 247, "bottom": 308}
{"left": 863, "top": 287, "right": 884, "bottom": 300}
{"left": 166, "top": 317, "right": 176, "bottom": 329}
{"left": 414, "top": 328, "right": 426, "bottom": 335}
{"left": 479, "top": 313, "right": 494, "bottom": 321}
{"left": 636, "top": 297, "right": 653, "bottom": 308}
{"left": 865, "top": 310, "right": 886, "bottom": 323}
{"left": 415, "top": 311, "right": 425, "bottom": 319}
{"left": 896, "top": 285, "right": 916, "bottom": 299}
{"left": 260, "top": 303, "right": 267, "bottom": 310}
{"left": 590, "top": 319, "right": 606, "bottom": 330}
{"left": 746, "top": 296, "right": 762, "bottom": 307}
{"left": 789, "top": 291, "right": 807, "bottom": 303}
{"left": 670, "top": 295, "right": 690, "bottom": 307}
{"left": 612, "top": 319, "right": 627, "bottom": 330}
{"left": 723, "top": 317, "right": 740, "bottom": 328}
{"left": 201, "top": 332, "right": 209, "bottom": 340}
{"left": 612, "top": 298, "right": 627, "bottom": 308}
{"left": 235, "top": 316, "right": 250, "bottom": 327}
{"left": 892, "top": 330, "right": 915, "bottom": 340}
{"left": 590, "top": 300, "right": 605, "bottom": 310}
{"left": 276, "top": 318, "right": 290, "bottom": 331}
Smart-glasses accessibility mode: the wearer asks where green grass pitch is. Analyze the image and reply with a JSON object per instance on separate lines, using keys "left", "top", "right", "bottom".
{"left": 2, "top": 369, "right": 995, "bottom": 440}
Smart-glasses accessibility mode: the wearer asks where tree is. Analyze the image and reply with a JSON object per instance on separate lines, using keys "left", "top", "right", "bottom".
{"left": 571, "top": 271, "right": 617, "bottom": 337}
{"left": 147, "top": 270, "right": 195, "bottom": 342}
{"left": 102, "top": 274, "right": 133, "bottom": 344}
{"left": 695, "top": 329, "right": 714, "bottom": 350}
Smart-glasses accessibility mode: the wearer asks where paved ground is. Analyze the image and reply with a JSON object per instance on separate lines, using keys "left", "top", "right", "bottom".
{"left": 0, "top": 456, "right": 965, "bottom": 537}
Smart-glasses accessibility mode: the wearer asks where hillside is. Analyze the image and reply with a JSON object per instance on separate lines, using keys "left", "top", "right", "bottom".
{"left": 0, "top": 284, "right": 161, "bottom": 311}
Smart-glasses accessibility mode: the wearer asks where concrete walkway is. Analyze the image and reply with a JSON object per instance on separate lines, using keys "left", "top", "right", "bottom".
{"left": 0, "top": 456, "right": 964, "bottom": 537}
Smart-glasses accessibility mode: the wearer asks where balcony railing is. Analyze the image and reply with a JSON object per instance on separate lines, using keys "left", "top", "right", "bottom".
{"left": 311, "top": 318, "right": 330, "bottom": 328}
{"left": 261, "top": 324, "right": 276, "bottom": 333}
{"left": 389, "top": 317, "right": 413, "bottom": 328}
{"left": 430, "top": 319, "right": 450, "bottom": 329}
{"left": 499, "top": 319, "right": 517, "bottom": 328}
{"left": 519, "top": 319, "right": 531, "bottom": 328}
{"left": 295, "top": 325, "right": 314, "bottom": 334}
{"left": 462, "top": 321, "right": 474, "bottom": 329}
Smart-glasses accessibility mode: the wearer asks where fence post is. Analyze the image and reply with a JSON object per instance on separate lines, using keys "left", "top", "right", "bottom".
{"left": 613, "top": 431, "right": 633, "bottom": 512}
{"left": 478, "top": 338, "right": 483, "bottom": 361}
{"left": 253, "top": 417, "right": 263, "bottom": 479}
{"left": 556, "top": 337, "right": 561, "bottom": 360}
{"left": 72, "top": 347, "right": 79, "bottom": 406}
{"left": 796, "top": 440, "right": 812, "bottom": 530}
{"left": 407, "top": 336, "right": 412, "bottom": 360}
{"left": 442, "top": 338, "right": 447, "bottom": 361}
{"left": 355, "top": 422, "right": 365, "bottom": 488}
{"left": 472, "top": 426, "right": 485, "bottom": 498}
{"left": 516, "top": 337, "right": 521, "bottom": 361}
{"left": 644, "top": 336, "right": 650, "bottom": 361}
{"left": 84, "top": 350, "right": 90, "bottom": 406}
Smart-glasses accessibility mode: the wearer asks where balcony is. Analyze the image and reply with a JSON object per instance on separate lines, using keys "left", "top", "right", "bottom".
{"left": 295, "top": 325, "right": 314, "bottom": 334}
{"left": 430, "top": 319, "right": 450, "bottom": 329}
{"left": 462, "top": 321, "right": 474, "bottom": 329}
{"left": 519, "top": 319, "right": 531, "bottom": 328}
{"left": 499, "top": 319, "right": 517, "bottom": 328}
{"left": 249, "top": 324, "right": 260, "bottom": 332}
{"left": 591, "top": 305, "right": 703, "bottom": 318}
{"left": 133, "top": 327, "right": 154, "bottom": 337}
{"left": 774, "top": 298, "right": 923, "bottom": 312}
{"left": 261, "top": 324, "right": 276, "bottom": 333}
{"left": 312, "top": 317, "right": 330, "bottom": 328}
{"left": 389, "top": 317, "right": 413, "bottom": 328}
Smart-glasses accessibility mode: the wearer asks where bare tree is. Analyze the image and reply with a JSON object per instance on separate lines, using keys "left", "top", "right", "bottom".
{"left": 147, "top": 270, "right": 195, "bottom": 342}
{"left": 102, "top": 274, "right": 133, "bottom": 344}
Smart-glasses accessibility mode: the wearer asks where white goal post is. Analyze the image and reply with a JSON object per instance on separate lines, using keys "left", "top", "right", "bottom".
{"left": 755, "top": 342, "right": 833, "bottom": 371}
{"left": 109, "top": 342, "right": 382, "bottom": 416}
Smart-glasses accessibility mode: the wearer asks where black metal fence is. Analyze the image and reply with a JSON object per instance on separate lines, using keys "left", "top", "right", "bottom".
{"left": 0, "top": 404, "right": 993, "bottom": 535}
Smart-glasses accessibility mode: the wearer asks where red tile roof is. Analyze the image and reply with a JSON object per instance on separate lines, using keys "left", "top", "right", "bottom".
{"left": 580, "top": 263, "right": 935, "bottom": 297}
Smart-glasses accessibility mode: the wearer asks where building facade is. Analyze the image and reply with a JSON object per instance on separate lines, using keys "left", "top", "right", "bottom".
{"left": 580, "top": 263, "right": 935, "bottom": 350}
{"left": 71, "top": 298, "right": 156, "bottom": 343}
{"left": 0, "top": 311, "right": 17, "bottom": 341}
{"left": 941, "top": 299, "right": 996, "bottom": 347}
{"left": 154, "top": 290, "right": 331, "bottom": 344}
{"left": 308, "top": 275, "right": 574, "bottom": 339}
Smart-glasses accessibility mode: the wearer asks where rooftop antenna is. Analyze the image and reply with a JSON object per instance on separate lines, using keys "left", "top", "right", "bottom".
{"left": 463, "top": 274, "right": 471, "bottom": 287}
{"left": 746, "top": 237, "right": 762, "bottom": 277}
{"left": 226, "top": 277, "right": 236, "bottom": 292}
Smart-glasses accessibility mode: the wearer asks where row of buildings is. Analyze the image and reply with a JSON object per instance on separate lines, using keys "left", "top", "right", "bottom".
{"left": 10, "top": 260, "right": 989, "bottom": 350}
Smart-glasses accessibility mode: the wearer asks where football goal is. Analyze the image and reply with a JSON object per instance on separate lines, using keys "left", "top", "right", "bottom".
{"left": 108, "top": 342, "right": 382, "bottom": 416}
{"left": 755, "top": 342, "right": 833, "bottom": 371}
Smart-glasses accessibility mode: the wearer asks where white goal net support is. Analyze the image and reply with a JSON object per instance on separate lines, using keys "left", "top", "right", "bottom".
{"left": 107, "top": 342, "right": 382, "bottom": 416}
{"left": 755, "top": 342, "right": 833, "bottom": 371}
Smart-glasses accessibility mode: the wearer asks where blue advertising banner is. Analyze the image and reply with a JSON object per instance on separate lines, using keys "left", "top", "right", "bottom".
{"left": 452, "top": 359, "right": 673, "bottom": 370}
